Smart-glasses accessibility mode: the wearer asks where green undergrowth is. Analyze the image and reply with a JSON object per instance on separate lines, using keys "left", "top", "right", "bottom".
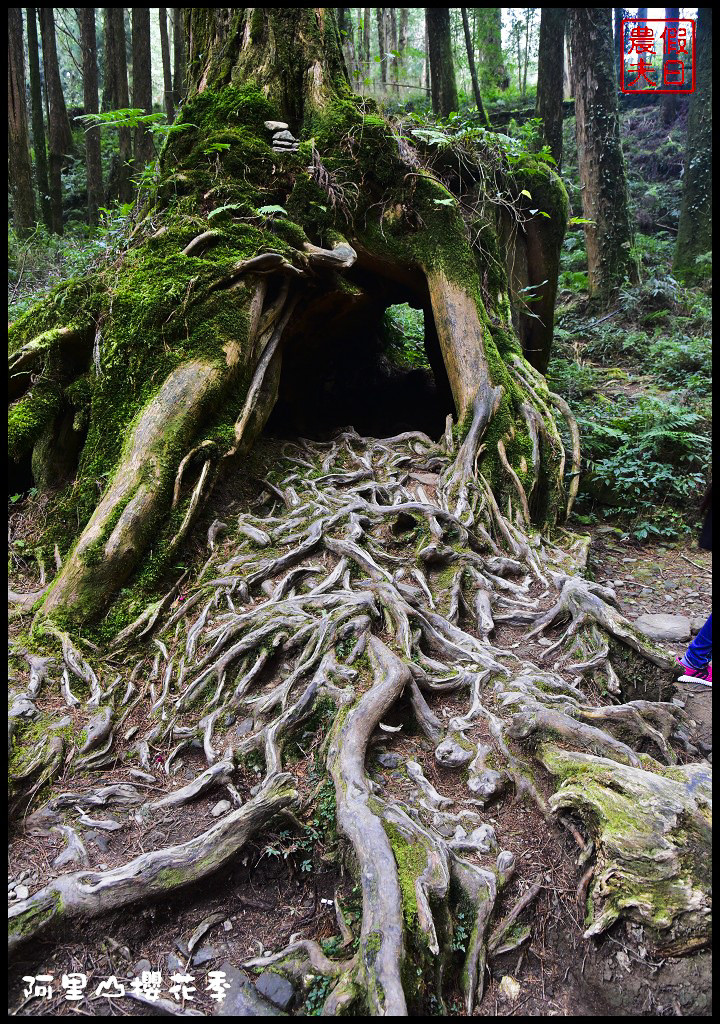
{"left": 551, "top": 104, "right": 711, "bottom": 543}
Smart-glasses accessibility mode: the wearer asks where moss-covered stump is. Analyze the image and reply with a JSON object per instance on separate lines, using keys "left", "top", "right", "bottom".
{"left": 541, "top": 746, "right": 711, "bottom": 954}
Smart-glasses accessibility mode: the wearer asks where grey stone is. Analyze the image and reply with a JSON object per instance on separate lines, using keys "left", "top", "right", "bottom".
{"left": 214, "top": 962, "right": 284, "bottom": 1016}
{"left": 272, "top": 130, "right": 296, "bottom": 143}
{"left": 211, "top": 800, "right": 233, "bottom": 817}
{"left": 634, "top": 612, "right": 691, "bottom": 642}
{"left": 254, "top": 972, "right": 295, "bottom": 1011}
{"left": 134, "top": 958, "right": 152, "bottom": 975}
{"left": 234, "top": 718, "right": 254, "bottom": 738}
{"left": 691, "top": 615, "right": 708, "bottom": 632}
{"left": 663, "top": 580, "right": 679, "bottom": 590}
{"left": 435, "top": 734, "right": 474, "bottom": 768}
{"left": 175, "top": 937, "right": 190, "bottom": 958}
{"left": 376, "top": 751, "right": 401, "bottom": 768}
{"left": 167, "top": 952, "right": 184, "bottom": 972}
{"left": 192, "top": 944, "right": 219, "bottom": 967}
{"left": 264, "top": 120, "right": 289, "bottom": 132}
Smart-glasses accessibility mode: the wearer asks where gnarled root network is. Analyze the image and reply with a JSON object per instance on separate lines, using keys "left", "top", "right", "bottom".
{"left": 8, "top": 430, "right": 711, "bottom": 1013}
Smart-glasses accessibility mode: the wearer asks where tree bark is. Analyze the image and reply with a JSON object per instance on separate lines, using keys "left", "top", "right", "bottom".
{"left": 26, "top": 7, "right": 52, "bottom": 229}
{"left": 159, "top": 8, "right": 175, "bottom": 123}
{"left": 106, "top": 7, "right": 132, "bottom": 203}
{"left": 480, "top": 8, "right": 508, "bottom": 91}
{"left": 376, "top": 8, "right": 388, "bottom": 90}
{"left": 132, "top": 8, "right": 154, "bottom": 172}
{"left": 79, "top": 8, "right": 103, "bottom": 226}
{"left": 426, "top": 7, "right": 459, "bottom": 118}
{"left": 461, "top": 7, "right": 488, "bottom": 125}
{"left": 9, "top": 9, "right": 37, "bottom": 237}
{"left": 536, "top": 8, "right": 566, "bottom": 168}
{"left": 569, "top": 8, "right": 633, "bottom": 305}
{"left": 673, "top": 8, "right": 711, "bottom": 283}
{"left": 389, "top": 7, "right": 399, "bottom": 95}
{"left": 613, "top": 7, "right": 623, "bottom": 83}
{"left": 172, "top": 7, "right": 186, "bottom": 106}
{"left": 39, "top": 8, "right": 73, "bottom": 234}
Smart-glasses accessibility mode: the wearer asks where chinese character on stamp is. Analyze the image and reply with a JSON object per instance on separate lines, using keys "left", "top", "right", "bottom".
{"left": 621, "top": 16, "right": 696, "bottom": 94}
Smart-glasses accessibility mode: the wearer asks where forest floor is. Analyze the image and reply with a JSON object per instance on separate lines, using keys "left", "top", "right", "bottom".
{"left": 8, "top": 99, "right": 711, "bottom": 1016}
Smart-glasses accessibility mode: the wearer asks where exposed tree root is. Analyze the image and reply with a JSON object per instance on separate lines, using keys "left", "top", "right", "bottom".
{"left": 8, "top": 430, "right": 710, "bottom": 1013}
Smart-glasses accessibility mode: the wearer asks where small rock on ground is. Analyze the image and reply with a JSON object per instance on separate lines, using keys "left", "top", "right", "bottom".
{"left": 633, "top": 612, "right": 691, "bottom": 642}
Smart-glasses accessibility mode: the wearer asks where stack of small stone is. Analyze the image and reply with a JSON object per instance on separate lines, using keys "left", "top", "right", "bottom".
{"left": 265, "top": 120, "right": 299, "bottom": 154}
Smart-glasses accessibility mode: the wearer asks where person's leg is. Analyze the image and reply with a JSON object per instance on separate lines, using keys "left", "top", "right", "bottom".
{"left": 681, "top": 613, "right": 712, "bottom": 669}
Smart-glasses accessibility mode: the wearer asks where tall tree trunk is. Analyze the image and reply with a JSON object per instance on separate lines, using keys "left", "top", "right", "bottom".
{"left": 172, "top": 7, "right": 186, "bottom": 106}
{"left": 389, "top": 7, "right": 399, "bottom": 95}
{"left": 420, "top": 18, "right": 428, "bottom": 91}
{"left": 661, "top": 7, "right": 681, "bottom": 125}
{"left": 39, "top": 8, "right": 73, "bottom": 234}
{"left": 159, "top": 8, "right": 175, "bottom": 123}
{"left": 9, "top": 8, "right": 37, "bottom": 236}
{"left": 673, "top": 8, "right": 711, "bottom": 283}
{"left": 426, "top": 7, "right": 459, "bottom": 118}
{"left": 376, "top": 8, "right": 387, "bottom": 91}
{"left": 101, "top": 8, "right": 113, "bottom": 111}
{"left": 536, "top": 8, "right": 566, "bottom": 168}
{"left": 398, "top": 7, "right": 408, "bottom": 87}
{"left": 461, "top": 7, "right": 488, "bottom": 125}
{"left": 362, "top": 6, "right": 371, "bottom": 91}
{"left": 522, "top": 9, "right": 531, "bottom": 97}
{"left": 480, "top": 8, "right": 508, "bottom": 91}
{"left": 79, "top": 8, "right": 103, "bottom": 226}
{"left": 26, "top": 7, "right": 52, "bottom": 229}
{"left": 106, "top": 7, "right": 132, "bottom": 203}
{"left": 569, "top": 8, "right": 633, "bottom": 305}
{"left": 614, "top": 7, "right": 623, "bottom": 83}
{"left": 132, "top": 8, "right": 154, "bottom": 172}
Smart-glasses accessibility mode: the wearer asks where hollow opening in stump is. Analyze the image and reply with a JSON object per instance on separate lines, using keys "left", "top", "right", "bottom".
{"left": 265, "top": 263, "right": 454, "bottom": 441}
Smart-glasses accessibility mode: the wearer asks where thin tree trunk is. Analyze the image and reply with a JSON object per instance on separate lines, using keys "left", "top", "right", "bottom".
{"left": 522, "top": 9, "right": 531, "bottom": 97}
{"left": 39, "top": 9, "right": 72, "bottom": 234}
{"left": 132, "top": 8, "right": 154, "bottom": 172}
{"left": 426, "top": 8, "right": 459, "bottom": 118}
{"left": 398, "top": 8, "right": 408, "bottom": 89}
{"left": 461, "top": 7, "right": 488, "bottom": 125}
{"left": 536, "top": 8, "right": 566, "bottom": 167}
{"left": 420, "top": 19, "right": 428, "bottom": 91}
{"left": 26, "top": 7, "right": 52, "bottom": 229}
{"left": 673, "top": 8, "right": 711, "bottom": 282}
{"left": 159, "top": 8, "right": 175, "bottom": 123}
{"left": 390, "top": 7, "right": 399, "bottom": 95}
{"left": 569, "top": 8, "right": 634, "bottom": 305}
{"left": 101, "top": 8, "right": 113, "bottom": 112}
{"left": 9, "top": 8, "right": 37, "bottom": 236}
{"left": 661, "top": 7, "right": 680, "bottom": 125}
{"left": 172, "top": 8, "right": 186, "bottom": 106}
{"left": 107, "top": 7, "right": 132, "bottom": 203}
{"left": 79, "top": 8, "right": 103, "bottom": 226}
{"left": 376, "top": 8, "right": 387, "bottom": 91}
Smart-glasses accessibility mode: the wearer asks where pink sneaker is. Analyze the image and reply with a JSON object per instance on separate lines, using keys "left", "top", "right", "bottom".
{"left": 676, "top": 656, "right": 712, "bottom": 686}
